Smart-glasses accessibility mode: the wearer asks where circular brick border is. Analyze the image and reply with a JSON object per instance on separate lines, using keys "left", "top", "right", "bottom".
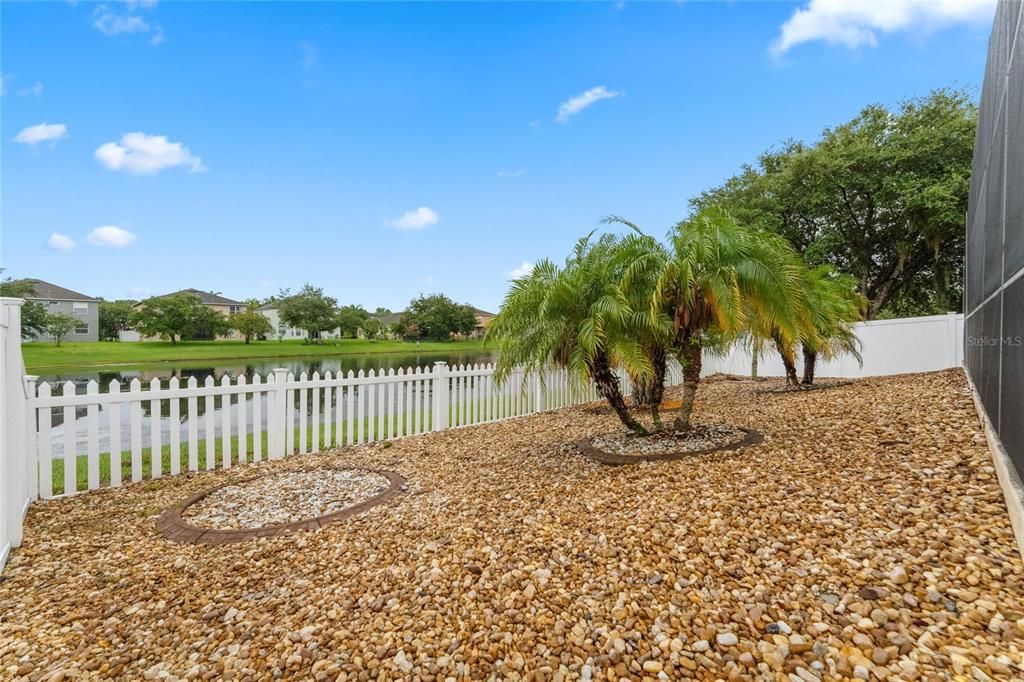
{"left": 156, "top": 467, "right": 407, "bottom": 545}
{"left": 578, "top": 428, "right": 763, "bottom": 466}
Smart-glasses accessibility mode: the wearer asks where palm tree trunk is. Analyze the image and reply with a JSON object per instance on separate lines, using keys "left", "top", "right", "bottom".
{"left": 673, "top": 341, "right": 702, "bottom": 432}
{"left": 801, "top": 345, "right": 817, "bottom": 385}
{"left": 772, "top": 329, "right": 798, "bottom": 386}
{"left": 647, "top": 348, "right": 667, "bottom": 431}
{"left": 590, "top": 354, "right": 648, "bottom": 436}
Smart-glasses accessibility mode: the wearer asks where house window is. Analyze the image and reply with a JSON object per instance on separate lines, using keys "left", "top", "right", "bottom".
{"left": 72, "top": 302, "right": 89, "bottom": 314}
{"left": 74, "top": 322, "right": 89, "bottom": 335}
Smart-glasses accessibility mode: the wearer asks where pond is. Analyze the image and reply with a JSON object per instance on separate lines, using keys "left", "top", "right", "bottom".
{"left": 34, "top": 348, "right": 499, "bottom": 456}
{"left": 34, "top": 348, "right": 498, "bottom": 389}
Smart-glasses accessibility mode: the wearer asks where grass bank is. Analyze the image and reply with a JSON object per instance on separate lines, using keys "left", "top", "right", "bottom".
{"left": 23, "top": 338, "right": 487, "bottom": 372}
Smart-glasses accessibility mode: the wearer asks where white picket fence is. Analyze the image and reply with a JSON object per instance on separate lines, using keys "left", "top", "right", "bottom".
{"left": 23, "top": 360, "right": 669, "bottom": 500}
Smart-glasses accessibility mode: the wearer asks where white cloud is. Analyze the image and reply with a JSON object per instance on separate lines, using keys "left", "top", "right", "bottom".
{"left": 95, "top": 132, "right": 206, "bottom": 174}
{"left": 92, "top": 2, "right": 164, "bottom": 43}
{"left": 14, "top": 123, "right": 68, "bottom": 145}
{"left": 87, "top": 225, "right": 137, "bottom": 248}
{"left": 389, "top": 206, "right": 439, "bottom": 231}
{"left": 771, "top": 0, "right": 996, "bottom": 56}
{"left": 497, "top": 169, "right": 525, "bottom": 178}
{"left": 47, "top": 233, "right": 75, "bottom": 251}
{"left": 507, "top": 261, "right": 534, "bottom": 279}
{"left": 93, "top": 10, "right": 150, "bottom": 36}
{"left": 556, "top": 86, "right": 622, "bottom": 123}
{"left": 18, "top": 82, "right": 43, "bottom": 97}
{"left": 299, "top": 41, "right": 319, "bottom": 71}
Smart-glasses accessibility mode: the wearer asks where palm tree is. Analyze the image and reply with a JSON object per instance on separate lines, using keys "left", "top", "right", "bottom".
{"left": 487, "top": 233, "right": 653, "bottom": 435}
{"left": 642, "top": 208, "right": 805, "bottom": 430}
{"left": 798, "top": 266, "right": 864, "bottom": 384}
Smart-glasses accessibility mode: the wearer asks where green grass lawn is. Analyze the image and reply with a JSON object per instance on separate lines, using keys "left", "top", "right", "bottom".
{"left": 23, "top": 338, "right": 488, "bottom": 372}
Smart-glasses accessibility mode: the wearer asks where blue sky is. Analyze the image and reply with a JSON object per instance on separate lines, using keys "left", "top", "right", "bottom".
{"left": 2, "top": 1, "right": 996, "bottom": 312}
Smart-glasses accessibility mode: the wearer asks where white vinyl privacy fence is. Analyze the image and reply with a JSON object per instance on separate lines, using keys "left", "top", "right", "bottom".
{"left": 701, "top": 313, "right": 964, "bottom": 379}
{"left": 1, "top": 299, "right": 33, "bottom": 572}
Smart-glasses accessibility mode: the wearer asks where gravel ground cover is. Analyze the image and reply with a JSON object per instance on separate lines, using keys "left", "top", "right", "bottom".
{"left": 590, "top": 425, "right": 748, "bottom": 459}
{"left": 181, "top": 469, "right": 393, "bottom": 530}
{"left": 2, "top": 369, "right": 1023, "bottom": 681}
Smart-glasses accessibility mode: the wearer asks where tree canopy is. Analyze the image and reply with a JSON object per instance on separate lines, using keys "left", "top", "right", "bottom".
{"left": 0, "top": 272, "right": 47, "bottom": 339}
{"left": 335, "top": 304, "right": 370, "bottom": 338}
{"left": 98, "top": 300, "right": 136, "bottom": 341}
{"left": 132, "top": 293, "right": 230, "bottom": 344}
{"left": 691, "top": 88, "right": 975, "bottom": 318}
{"left": 399, "top": 294, "right": 477, "bottom": 340}
{"left": 276, "top": 285, "right": 341, "bottom": 342}
{"left": 229, "top": 300, "right": 274, "bottom": 344}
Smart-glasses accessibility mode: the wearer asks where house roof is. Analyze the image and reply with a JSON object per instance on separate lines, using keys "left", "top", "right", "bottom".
{"left": 257, "top": 303, "right": 277, "bottom": 312}
{"left": 159, "top": 289, "right": 243, "bottom": 306}
{"left": 375, "top": 311, "right": 405, "bottom": 325}
{"left": 472, "top": 307, "right": 495, "bottom": 317}
{"left": 23, "top": 279, "right": 97, "bottom": 302}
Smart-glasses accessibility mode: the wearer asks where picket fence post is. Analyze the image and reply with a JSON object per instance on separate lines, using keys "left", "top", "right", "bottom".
{"left": 270, "top": 368, "right": 288, "bottom": 459}
{"left": 23, "top": 376, "right": 38, "bottom": 504}
{"left": 432, "top": 362, "right": 449, "bottom": 431}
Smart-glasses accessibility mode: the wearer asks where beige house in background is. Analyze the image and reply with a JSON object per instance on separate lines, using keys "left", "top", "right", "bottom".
{"left": 126, "top": 289, "right": 245, "bottom": 341}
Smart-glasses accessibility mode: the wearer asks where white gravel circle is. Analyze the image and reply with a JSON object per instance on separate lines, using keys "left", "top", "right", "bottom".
{"left": 182, "top": 468, "right": 392, "bottom": 529}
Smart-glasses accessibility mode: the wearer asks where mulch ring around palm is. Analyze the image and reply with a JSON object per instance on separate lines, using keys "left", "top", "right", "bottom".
{"left": 584, "top": 398, "right": 685, "bottom": 414}
{"left": 578, "top": 424, "right": 763, "bottom": 465}
{"left": 753, "top": 378, "right": 855, "bottom": 395}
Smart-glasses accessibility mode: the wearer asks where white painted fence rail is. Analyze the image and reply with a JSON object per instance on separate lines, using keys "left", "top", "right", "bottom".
{"left": 23, "top": 360, "right": 647, "bottom": 500}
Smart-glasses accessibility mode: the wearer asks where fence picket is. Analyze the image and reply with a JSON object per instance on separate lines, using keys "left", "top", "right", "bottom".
{"left": 109, "top": 380, "right": 121, "bottom": 488}
{"left": 220, "top": 375, "right": 232, "bottom": 468}
{"left": 252, "top": 375, "right": 262, "bottom": 461}
{"left": 356, "top": 371, "right": 365, "bottom": 444}
{"left": 86, "top": 381, "right": 99, "bottom": 490}
{"left": 204, "top": 376, "right": 215, "bottom": 471}
{"left": 346, "top": 371, "right": 355, "bottom": 446}
{"left": 38, "top": 383, "right": 52, "bottom": 498}
{"left": 130, "top": 380, "right": 143, "bottom": 482}
{"left": 311, "top": 371, "right": 320, "bottom": 453}
{"left": 237, "top": 375, "right": 248, "bottom": 463}
{"left": 61, "top": 382, "right": 76, "bottom": 496}
{"left": 285, "top": 373, "right": 295, "bottom": 455}
{"left": 322, "top": 371, "right": 332, "bottom": 449}
{"left": 187, "top": 377, "right": 198, "bottom": 470}
{"left": 298, "top": 372, "right": 308, "bottom": 454}
{"left": 169, "top": 377, "right": 180, "bottom": 476}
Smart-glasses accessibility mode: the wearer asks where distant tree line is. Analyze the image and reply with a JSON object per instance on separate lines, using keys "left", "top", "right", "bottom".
{"left": 75, "top": 285, "right": 483, "bottom": 345}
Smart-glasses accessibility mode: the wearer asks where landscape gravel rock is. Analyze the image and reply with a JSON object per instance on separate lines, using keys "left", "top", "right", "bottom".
{"left": 182, "top": 468, "right": 391, "bottom": 529}
{"left": 1, "top": 369, "right": 1023, "bottom": 680}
